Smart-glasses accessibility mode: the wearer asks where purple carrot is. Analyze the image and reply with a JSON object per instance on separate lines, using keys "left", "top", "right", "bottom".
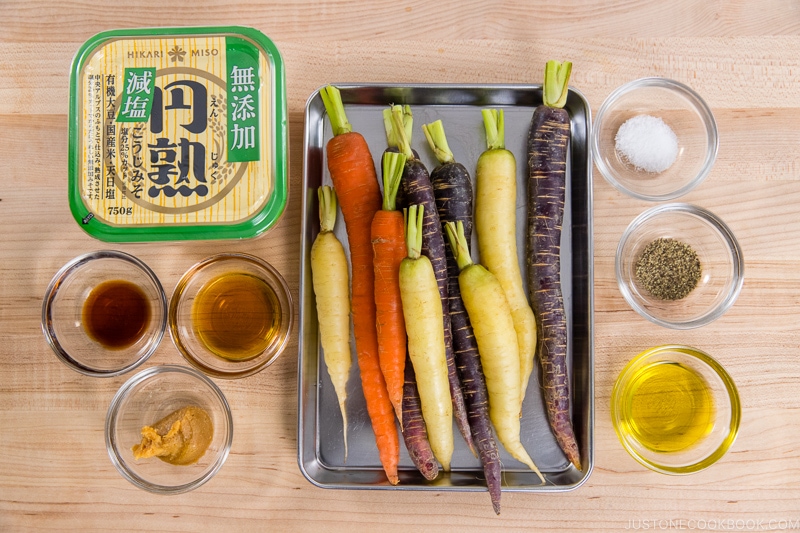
{"left": 401, "top": 354, "right": 440, "bottom": 481}
{"left": 424, "top": 119, "right": 502, "bottom": 514}
{"left": 527, "top": 60, "right": 581, "bottom": 470}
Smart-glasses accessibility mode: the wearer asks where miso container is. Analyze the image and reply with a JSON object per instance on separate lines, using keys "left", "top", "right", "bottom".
{"left": 68, "top": 26, "right": 287, "bottom": 241}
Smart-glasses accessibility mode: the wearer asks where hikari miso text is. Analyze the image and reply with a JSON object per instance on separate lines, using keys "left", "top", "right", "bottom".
{"left": 82, "top": 279, "right": 152, "bottom": 349}
{"left": 191, "top": 272, "right": 282, "bottom": 361}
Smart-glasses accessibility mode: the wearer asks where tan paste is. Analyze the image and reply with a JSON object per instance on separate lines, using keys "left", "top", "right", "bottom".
{"left": 132, "top": 405, "right": 214, "bottom": 465}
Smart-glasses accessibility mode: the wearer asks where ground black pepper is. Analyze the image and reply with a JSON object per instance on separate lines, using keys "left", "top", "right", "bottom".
{"left": 635, "top": 238, "right": 701, "bottom": 300}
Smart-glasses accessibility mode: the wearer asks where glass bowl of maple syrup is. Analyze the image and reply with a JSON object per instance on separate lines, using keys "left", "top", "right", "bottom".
{"left": 169, "top": 253, "right": 293, "bottom": 379}
{"left": 42, "top": 250, "right": 168, "bottom": 377}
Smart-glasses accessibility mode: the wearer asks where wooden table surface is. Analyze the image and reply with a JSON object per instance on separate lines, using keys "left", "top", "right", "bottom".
{"left": 3, "top": 1, "right": 800, "bottom": 531}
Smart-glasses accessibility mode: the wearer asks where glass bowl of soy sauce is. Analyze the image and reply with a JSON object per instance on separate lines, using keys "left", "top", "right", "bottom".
{"left": 42, "top": 250, "right": 168, "bottom": 377}
{"left": 169, "top": 253, "right": 293, "bottom": 379}
{"left": 611, "top": 345, "right": 741, "bottom": 474}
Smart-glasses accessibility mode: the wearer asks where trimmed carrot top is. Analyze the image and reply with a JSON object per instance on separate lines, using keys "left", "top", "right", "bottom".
{"left": 481, "top": 109, "right": 505, "bottom": 151}
{"left": 404, "top": 204, "right": 424, "bottom": 260}
{"left": 382, "top": 152, "right": 406, "bottom": 212}
{"left": 320, "top": 85, "right": 352, "bottom": 136}
{"left": 543, "top": 60, "right": 573, "bottom": 109}
{"left": 391, "top": 107, "right": 416, "bottom": 161}
{"left": 317, "top": 185, "right": 338, "bottom": 234}
{"left": 383, "top": 105, "right": 413, "bottom": 150}
{"left": 421, "top": 120, "right": 455, "bottom": 165}
{"left": 444, "top": 221, "right": 474, "bottom": 271}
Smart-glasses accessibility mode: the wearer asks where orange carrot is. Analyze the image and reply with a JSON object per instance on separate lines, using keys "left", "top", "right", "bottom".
{"left": 371, "top": 151, "right": 408, "bottom": 424}
{"left": 321, "top": 85, "right": 399, "bottom": 485}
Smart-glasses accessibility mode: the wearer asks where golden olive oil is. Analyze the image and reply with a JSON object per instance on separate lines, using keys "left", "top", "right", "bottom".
{"left": 192, "top": 272, "right": 281, "bottom": 361}
{"left": 622, "top": 361, "right": 715, "bottom": 453}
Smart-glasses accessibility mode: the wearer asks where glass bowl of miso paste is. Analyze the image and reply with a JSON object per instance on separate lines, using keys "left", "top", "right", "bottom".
{"left": 68, "top": 26, "right": 287, "bottom": 242}
{"left": 106, "top": 364, "right": 233, "bottom": 493}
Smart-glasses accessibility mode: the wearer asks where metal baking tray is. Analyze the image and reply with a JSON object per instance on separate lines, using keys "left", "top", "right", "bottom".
{"left": 298, "top": 84, "right": 594, "bottom": 492}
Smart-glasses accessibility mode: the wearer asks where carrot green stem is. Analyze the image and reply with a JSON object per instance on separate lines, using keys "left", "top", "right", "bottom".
{"left": 391, "top": 106, "right": 415, "bottom": 160}
{"left": 444, "top": 221, "right": 474, "bottom": 271}
{"left": 381, "top": 152, "right": 407, "bottom": 211}
{"left": 317, "top": 186, "right": 338, "bottom": 233}
{"left": 320, "top": 85, "right": 352, "bottom": 136}
{"left": 422, "top": 119, "right": 455, "bottom": 165}
{"left": 383, "top": 105, "right": 413, "bottom": 149}
{"left": 481, "top": 109, "right": 505, "bottom": 151}
{"left": 543, "top": 60, "right": 572, "bottom": 109}
{"left": 404, "top": 204, "right": 424, "bottom": 260}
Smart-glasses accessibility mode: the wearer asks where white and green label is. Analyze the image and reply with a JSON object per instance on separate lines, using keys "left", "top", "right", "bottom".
{"left": 117, "top": 67, "right": 156, "bottom": 122}
{"left": 226, "top": 37, "right": 260, "bottom": 162}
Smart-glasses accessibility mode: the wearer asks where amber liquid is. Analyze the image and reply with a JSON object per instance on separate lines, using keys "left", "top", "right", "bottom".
{"left": 82, "top": 280, "right": 151, "bottom": 350}
{"left": 622, "top": 361, "right": 715, "bottom": 453}
{"left": 192, "top": 272, "right": 281, "bottom": 361}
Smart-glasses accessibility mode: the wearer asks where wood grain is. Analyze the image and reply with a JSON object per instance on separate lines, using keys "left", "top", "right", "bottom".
{"left": 2, "top": 1, "right": 800, "bottom": 531}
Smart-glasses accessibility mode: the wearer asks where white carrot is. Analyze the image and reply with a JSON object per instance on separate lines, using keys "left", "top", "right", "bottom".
{"left": 310, "top": 186, "right": 352, "bottom": 460}
{"left": 399, "top": 204, "right": 453, "bottom": 471}
{"left": 475, "top": 108, "right": 538, "bottom": 412}
{"left": 446, "top": 221, "right": 544, "bottom": 483}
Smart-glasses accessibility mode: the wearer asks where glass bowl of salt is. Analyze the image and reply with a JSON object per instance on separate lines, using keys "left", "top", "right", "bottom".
{"left": 592, "top": 77, "right": 718, "bottom": 201}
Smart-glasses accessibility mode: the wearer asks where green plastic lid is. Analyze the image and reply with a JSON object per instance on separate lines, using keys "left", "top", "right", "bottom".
{"left": 68, "top": 26, "right": 287, "bottom": 241}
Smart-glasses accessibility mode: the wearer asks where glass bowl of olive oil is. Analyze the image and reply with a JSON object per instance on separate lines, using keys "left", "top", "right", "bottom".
{"left": 611, "top": 345, "right": 741, "bottom": 474}
{"left": 42, "top": 250, "right": 168, "bottom": 377}
{"left": 169, "top": 253, "right": 293, "bottom": 379}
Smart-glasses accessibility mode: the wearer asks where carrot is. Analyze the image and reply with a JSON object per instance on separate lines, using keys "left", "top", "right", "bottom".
{"left": 526, "top": 61, "right": 581, "bottom": 470}
{"left": 310, "top": 186, "right": 353, "bottom": 461}
{"left": 399, "top": 204, "right": 454, "bottom": 471}
{"left": 391, "top": 108, "right": 476, "bottom": 457}
{"left": 475, "top": 109, "right": 538, "bottom": 413}
{"left": 424, "top": 119, "right": 501, "bottom": 513}
{"left": 446, "top": 221, "right": 545, "bottom": 484}
{"left": 320, "top": 85, "right": 399, "bottom": 485}
{"left": 401, "top": 353, "right": 440, "bottom": 481}
{"left": 371, "top": 151, "right": 408, "bottom": 423}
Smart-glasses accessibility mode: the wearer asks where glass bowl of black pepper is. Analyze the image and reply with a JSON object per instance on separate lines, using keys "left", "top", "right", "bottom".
{"left": 616, "top": 203, "right": 744, "bottom": 329}
{"left": 592, "top": 77, "right": 719, "bottom": 201}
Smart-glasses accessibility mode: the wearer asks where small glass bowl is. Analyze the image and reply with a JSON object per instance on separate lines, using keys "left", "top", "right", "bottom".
{"left": 42, "top": 250, "right": 167, "bottom": 377}
{"left": 105, "top": 364, "right": 233, "bottom": 494}
{"left": 616, "top": 203, "right": 744, "bottom": 329}
{"left": 611, "top": 345, "right": 740, "bottom": 475}
{"left": 169, "top": 253, "right": 293, "bottom": 379}
{"left": 592, "top": 77, "right": 718, "bottom": 201}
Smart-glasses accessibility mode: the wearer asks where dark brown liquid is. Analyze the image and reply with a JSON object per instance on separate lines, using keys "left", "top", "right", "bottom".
{"left": 192, "top": 272, "right": 280, "bottom": 361}
{"left": 82, "top": 280, "right": 151, "bottom": 349}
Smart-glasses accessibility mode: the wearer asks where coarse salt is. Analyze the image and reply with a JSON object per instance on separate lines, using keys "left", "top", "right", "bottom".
{"left": 615, "top": 114, "right": 679, "bottom": 173}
